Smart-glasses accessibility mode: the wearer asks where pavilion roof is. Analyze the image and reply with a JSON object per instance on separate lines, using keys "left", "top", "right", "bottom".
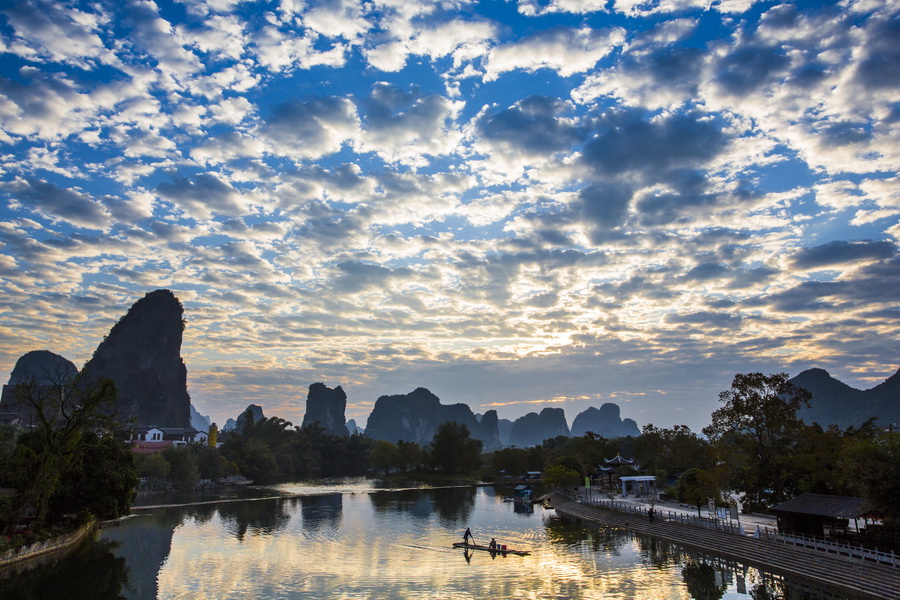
{"left": 604, "top": 454, "right": 634, "bottom": 465}
{"left": 771, "top": 493, "right": 873, "bottom": 519}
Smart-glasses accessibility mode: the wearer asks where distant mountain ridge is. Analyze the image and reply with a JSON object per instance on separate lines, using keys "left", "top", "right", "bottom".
{"left": 571, "top": 403, "right": 641, "bottom": 438}
{"left": 508, "top": 407, "right": 570, "bottom": 447}
{"left": 365, "top": 388, "right": 501, "bottom": 450}
{"left": 791, "top": 367, "right": 900, "bottom": 429}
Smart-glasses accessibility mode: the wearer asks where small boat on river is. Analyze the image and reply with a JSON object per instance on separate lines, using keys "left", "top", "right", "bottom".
{"left": 452, "top": 542, "right": 530, "bottom": 556}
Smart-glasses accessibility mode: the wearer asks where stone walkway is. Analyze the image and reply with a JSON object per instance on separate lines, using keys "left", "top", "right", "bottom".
{"left": 550, "top": 492, "right": 900, "bottom": 600}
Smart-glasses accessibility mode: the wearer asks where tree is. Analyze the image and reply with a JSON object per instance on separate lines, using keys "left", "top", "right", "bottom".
{"left": 397, "top": 440, "right": 425, "bottom": 472}
{"left": 543, "top": 464, "right": 581, "bottom": 489}
{"left": 839, "top": 431, "right": 900, "bottom": 525}
{"left": 51, "top": 432, "right": 138, "bottom": 521}
{"left": 370, "top": 440, "right": 401, "bottom": 475}
{"left": 195, "top": 444, "right": 228, "bottom": 481}
{"left": 703, "top": 372, "right": 811, "bottom": 508}
{"left": 675, "top": 467, "right": 726, "bottom": 517}
{"left": 1, "top": 367, "right": 123, "bottom": 533}
{"left": 136, "top": 452, "right": 170, "bottom": 479}
{"left": 429, "top": 422, "right": 483, "bottom": 474}
{"left": 162, "top": 446, "right": 199, "bottom": 489}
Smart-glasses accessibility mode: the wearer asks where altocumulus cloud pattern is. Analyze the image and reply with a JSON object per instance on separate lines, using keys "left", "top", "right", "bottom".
{"left": 0, "top": 0, "right": 897, "bottom": 430}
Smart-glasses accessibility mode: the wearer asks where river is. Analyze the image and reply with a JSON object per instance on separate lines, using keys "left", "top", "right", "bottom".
{"left": 1, "top": 480, "right": 861, "bottom": 599}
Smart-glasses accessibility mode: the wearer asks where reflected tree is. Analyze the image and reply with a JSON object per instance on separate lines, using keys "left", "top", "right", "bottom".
{"left": 681, "top": 560, "right": 727, "bottom": 600}
{"left": 218, "top": 497, "right": 291, "bottom": 542}
{"left": 0, "top": 540, "right": 128, "bottom": 600}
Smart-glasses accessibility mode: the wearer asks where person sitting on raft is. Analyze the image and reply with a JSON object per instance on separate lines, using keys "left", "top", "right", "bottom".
{"left": 489, "top": 538, "right": 497, "bottom": 550}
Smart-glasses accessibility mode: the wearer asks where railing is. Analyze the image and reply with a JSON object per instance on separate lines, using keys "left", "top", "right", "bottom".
{"left": 567, "top": 492, "right": 898, "bottom": 569}
{"left": 584, "top": 496, "right": 746, "bottom": 535}
{"left": 756, "top": 527, "right": 899, "bottom": 568}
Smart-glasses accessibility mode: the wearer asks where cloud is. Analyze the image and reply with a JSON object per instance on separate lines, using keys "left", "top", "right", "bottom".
{"left": 476, "top": 95, "right": 585, "bottom": 156}
{"left": 665, "top": 311, "right": 743, "bottom": 329}
{"left": 574, "top": 46, "right": 706, "bottom": 109}
{"left": 356, "top": 83, "right": 463, "bottom": 163}
{"left": 791, "top": 240, "right": 897, "bottom": 270}
{"left": 1, "top": 0, "right": 110, "bottom": 67}
{"left": 2, "top": 177, "right": 112, "bottom": 229}
{"left": 262, "top": 96, "right": 360, "bottom": 160}
{"left": 484, "top": 26, "right": 626, "bottom": 81}
{"left": 581, "top": 110, "right": 729, "bottom": 178}
{"left": 331, "top": 260, "right": 413, "bottom": 294}
{"left": 578, "top": 182, "right": 632, "bottom": 231}
{"left": 155, "top": 173, "right": 249, "bottom": 220}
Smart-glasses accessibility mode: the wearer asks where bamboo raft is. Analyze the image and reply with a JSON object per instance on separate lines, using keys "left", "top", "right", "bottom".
{"left": 452, "top": 542, "right": 530, "bottom": 556}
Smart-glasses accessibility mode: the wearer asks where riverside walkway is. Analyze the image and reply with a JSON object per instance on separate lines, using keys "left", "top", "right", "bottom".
{"left": 549, "top": 493, "right": 900, "bottom": 600}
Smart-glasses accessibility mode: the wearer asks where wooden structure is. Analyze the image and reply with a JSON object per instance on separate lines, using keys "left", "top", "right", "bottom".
{"left": 771, "top": 493, "right": 871, "bottom": 537}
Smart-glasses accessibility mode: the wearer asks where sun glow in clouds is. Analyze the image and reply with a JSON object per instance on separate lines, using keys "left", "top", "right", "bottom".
{"left": 0, "top": 0, "right": 897, "bottom": 431}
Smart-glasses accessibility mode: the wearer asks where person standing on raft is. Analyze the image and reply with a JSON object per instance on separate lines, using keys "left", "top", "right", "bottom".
{"left": 463, "top": 527, "right": 473, "bottom": 544}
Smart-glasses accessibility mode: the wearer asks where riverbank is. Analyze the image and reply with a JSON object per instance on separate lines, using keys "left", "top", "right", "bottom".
{"left": 0, "top": 520, "right": 96, "bottom": 573}
{"left": 550, "top": 493, "right": 900, "bottom": 600}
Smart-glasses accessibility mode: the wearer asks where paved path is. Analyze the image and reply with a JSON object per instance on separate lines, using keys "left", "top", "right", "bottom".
{"left": 549, "top": 493, "right": 900, "bottom": 600}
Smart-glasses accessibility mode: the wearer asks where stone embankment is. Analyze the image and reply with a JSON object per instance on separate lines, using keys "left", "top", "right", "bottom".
{"left": 0, "top": 520, "right": 96, "bottom": 571}
{"left": 549, "top": 493, "right": 900, "bottom": 600}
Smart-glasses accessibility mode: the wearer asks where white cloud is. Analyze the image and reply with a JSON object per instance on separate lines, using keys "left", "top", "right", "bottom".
{"left": 302, "top": 0, "right": 369, "bottom": 40}
{"left": 484, "top": 26, "right": 626, "bottom": 81}
{"left": 1, "top": 0, "right": 111, "bottom": 67}
{"left": 261, "top": 96, "right": 360, "bottom": 161}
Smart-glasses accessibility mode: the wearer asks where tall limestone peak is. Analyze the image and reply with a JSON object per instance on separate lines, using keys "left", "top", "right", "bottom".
{"left": 571, "top": 403, "right": 641, "bottom": 438}
{"left": 83, "top": 289, "right": 191, "bottom": 428}
{"left": 508, "top": 407, "right": 570, "bottom": 447}
{"left": 301, "top": 382, "right": 350, "bottom": 436}
{"left": 365, "top": 388, "right": 500, "bottom": 450}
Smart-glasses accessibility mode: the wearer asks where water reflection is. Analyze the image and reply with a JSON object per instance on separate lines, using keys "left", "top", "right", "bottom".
{"left": 0, "top": 539, "right": 128, "bottom": 600}
{"left": 102, "top": 510, "right": 182, "bottom": 599}
{"left": 298, "top": 493, "right": 343, "bottom": 532}
{"left": 7, "top": 485, "right": 870, "bottom": 600}
{"left": 218, "top": 497, "right": 292, "bottom": 542}
{"left": 368, "top": 486, "right": 476, "bottom": 526}
{"left": 682, "top": 560, "right": 728, "bottom": 600}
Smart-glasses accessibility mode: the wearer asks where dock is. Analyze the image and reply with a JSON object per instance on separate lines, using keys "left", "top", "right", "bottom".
{"left": 549, "top": 493, "right": 900, "bottom": 600}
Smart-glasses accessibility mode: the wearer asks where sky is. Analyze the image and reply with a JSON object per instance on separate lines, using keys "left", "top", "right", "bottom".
{"left": 0, "top": 0, "right": 898, "bottom": 434}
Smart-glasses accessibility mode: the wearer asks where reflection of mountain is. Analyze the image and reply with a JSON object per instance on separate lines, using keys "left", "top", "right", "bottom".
{"left": 0, "top": 538, "right": 129, "bottom": 599}
{"left": 102, "top": 509, "right": 184, "bottom": 600}
{"left": 218, "top": 497, "right": 291, "bottom": 542}
{"left": 368, "top": 487, "right": 476, "bottom": 526}
{"left": 298, "top": 493, "right": 344, "bottom": 532}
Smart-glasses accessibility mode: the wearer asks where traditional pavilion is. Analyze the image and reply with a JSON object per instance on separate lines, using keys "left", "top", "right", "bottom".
{"left": 599, "top": 454, "right": 655, "bottom": 496}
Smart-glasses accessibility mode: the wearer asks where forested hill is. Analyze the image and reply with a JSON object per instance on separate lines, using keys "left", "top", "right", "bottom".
{"left": 791, "top": 367, "right": 900, "bottom": 429}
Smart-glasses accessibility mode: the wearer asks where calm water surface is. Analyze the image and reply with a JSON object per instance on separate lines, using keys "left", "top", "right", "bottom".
{"left": 2, "top": 481, "right": 860, "bottom": 599}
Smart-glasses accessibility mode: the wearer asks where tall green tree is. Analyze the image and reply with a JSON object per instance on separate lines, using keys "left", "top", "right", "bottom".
{"left": 370, "top": 440, "right": 401, "bottom": 475}
{"left": 544, "top": 464, "right": 581, "bottom": 489}
{"left": 1, "top": 368, "right": 123, "bottom": 533}
{"left": 51, "top": 432, "right": 138, "bottom": 521}
{"left": 839, "top": 431, "right": 900, "bottom": 525}
{"left": 429, "top": 422, "right": 483, "bottom": 474}
{"left": 703, "top": 372, "right": 811, "bottom": 508}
